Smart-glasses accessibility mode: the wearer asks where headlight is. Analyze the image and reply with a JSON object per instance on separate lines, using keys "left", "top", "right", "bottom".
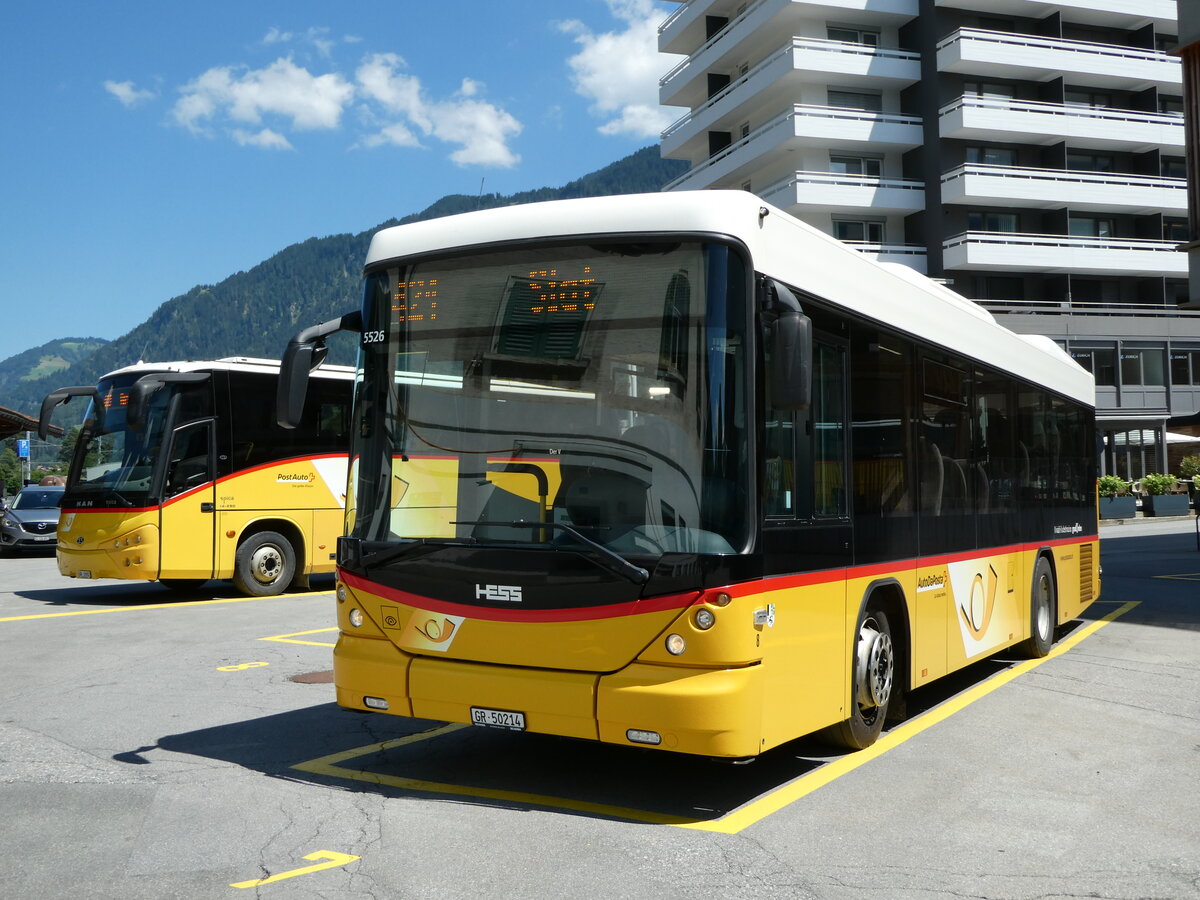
{"left": 694, "top": 608, "right": 715, "bottom": 630}
{"left": 665, "top": 633, "right": 686, "bottom": 655}
{"left": 348, "top": 608, "right": 364, "bottom": 627}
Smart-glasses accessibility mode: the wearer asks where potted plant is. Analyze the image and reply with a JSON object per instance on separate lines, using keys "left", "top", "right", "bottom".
{"left": 1181, "top": 455, "right": 1200, "bottom": 510}
{"left": 1140, "top": 472, "right": 1190, "bottom": 517}
{"left": 1097, "top": 474, "right": 1135, "bottom": 519}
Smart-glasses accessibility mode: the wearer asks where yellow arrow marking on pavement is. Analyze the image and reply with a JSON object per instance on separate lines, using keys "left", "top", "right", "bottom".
{"left": 230, "top": 850, "right": 359, "bottom": 889}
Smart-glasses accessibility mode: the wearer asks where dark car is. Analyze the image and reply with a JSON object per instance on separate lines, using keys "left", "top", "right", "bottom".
{"left": 0, "top": 485, "right": 64, "bottom": 554}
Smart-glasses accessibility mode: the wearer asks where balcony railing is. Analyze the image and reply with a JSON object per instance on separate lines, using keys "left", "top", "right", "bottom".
{"left": 660, "top": 0, "right": 771, "bottom": 89}
{"left": 659, "top": 0, "right": 692, "bottom": 35}
{"left": 938, "top": 95, "right": 1184, "bottom": 147}
{"left": 979, "top": 300, "right": 1200, "bottom": 318}
{"left": 759, "top": 170, "right": 925, "bottom": 208}
{"left": 937, "top": 27, "right": 1181, "bottom": 76}
{"left": 663, "top": 104, "right": 924, "bottom": 191}
{"left": 941, "top": 163, "right": 1186, "bottom": 209}
{"left": 661, "top": 37, "right": 919, "bottom": 141}
{"left": 943, "top": 231, "right": 1189, "bottom": 274}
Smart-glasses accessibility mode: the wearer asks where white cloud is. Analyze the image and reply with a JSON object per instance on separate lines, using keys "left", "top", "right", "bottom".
{"left": 355, "top": 54, "right": 521, "bottom": 167}
{"left": 262, "top": 27, "right": 293, "bottom": 45}
{"left": 232, "top": 127, "right": 294, "bottom": 150}
{"left": 104, "top": 80, "right": 157, "bottom": 108}
{"left": 172, "top": 58, "right": 354, "bottom": 136}
{"left": 561, "top": 0, "right": 683, "bottom": 138}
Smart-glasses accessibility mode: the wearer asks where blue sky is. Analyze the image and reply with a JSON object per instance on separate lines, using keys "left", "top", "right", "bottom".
{"left": 0, "top": 0, "right": 683, "bottom": 363}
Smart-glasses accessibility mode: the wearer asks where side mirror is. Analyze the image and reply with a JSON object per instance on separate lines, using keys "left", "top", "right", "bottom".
{"left": 128, "top": 372, "right": 210, "bottom": 431}
{"left": 39, "top": 386, "right": 102, "bottom": 440}
{"left": 763, "top": 280, "right": 812, "bottom": 411}
{"left": 277, "top": 310, "right": 362, "bottom": 428}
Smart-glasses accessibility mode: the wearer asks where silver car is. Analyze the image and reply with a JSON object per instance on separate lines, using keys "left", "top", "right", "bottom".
{"left": 0, "top": 485, "right": 64, "bottom": 554}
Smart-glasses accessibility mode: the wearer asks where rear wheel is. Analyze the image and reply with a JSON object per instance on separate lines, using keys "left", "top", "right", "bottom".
{"left": 233, "top": 531, "right": 296, "bottom": 597}
{"left": 829, "top": 607, "right": 894, "bottom": 750}
{"left": 1021, "top": 556, "right": 1056, "bottom": 658}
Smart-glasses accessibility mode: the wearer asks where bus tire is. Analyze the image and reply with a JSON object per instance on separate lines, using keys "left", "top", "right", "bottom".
{"left": 233, "top": 531, "right": 296, "bottom": 597}
{"left": 829, "top": 606, "right": 894, "bottom": 751}
{"left": 159, "top": 578, "right": 207, "bottom": 593}
{"left": 1021, "top": 556, "right": 1056, "bottom": 659}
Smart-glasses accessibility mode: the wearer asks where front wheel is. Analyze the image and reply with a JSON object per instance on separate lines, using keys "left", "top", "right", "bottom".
{"left": 1021, "top": 556, "right": 1057, "bottom": 658}
{"left": 233, "top": 531, "right": 296, "bottom": 597}
{"left": 829, "top": 607, "right": 895, "bottom": 750}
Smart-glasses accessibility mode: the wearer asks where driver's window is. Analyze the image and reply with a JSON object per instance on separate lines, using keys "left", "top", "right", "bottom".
{"left": 166, "top": 420, "right": 213, "bottom": 498}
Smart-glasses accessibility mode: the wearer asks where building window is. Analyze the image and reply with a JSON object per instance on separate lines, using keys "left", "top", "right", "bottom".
{"left": 963, "top": 81, "right": 1014, "bottom": 99}
{"left": 1162, "top": 156, "right": 1187, "bottom": 178}
{"left": 968, "top": 211, "right": 1018, "bottom": 232}
{"left": 981, "top": 275, "right": 1022, "bottom": 300}
{"left": 1170, "top": 348, "right": 1200, "bottom": 386}
{"left": 1070, "top": 347, "right": 1117, "bottom": 386}
{"left": 827, "top": 89, "right": 882, "bottom": 111}
{"left": 1164, "top": 220, "right": 1189, "bottom": 242}
{"left": 966, "top": 146, "right": 1016, "bottom": 166}
{"left": 830, "top": 155, "right": 882, "bottom": 176}
{"left": 833, "top": 219, "right": 886, "bottom": 243}
{"left": 1159, "top": 95, "right": 1184, "bottom": 115}
{"left": 1064, "top": 89, "right": 1112, "bottom": 109}
{"left": 827, "top": 26, "right": 879, "bottom": 46}
{"left": 1121, "top": 349, "right": 1166, "bottom": 387}
{"left": 1067, "top": 151, "right": 1114, "bottom": 172}
{"left": 1069, "top": 216, "right": 1115, "bottom": 238}
{"left": 1157, "top": 35, "right": 1180, "bottom": 54}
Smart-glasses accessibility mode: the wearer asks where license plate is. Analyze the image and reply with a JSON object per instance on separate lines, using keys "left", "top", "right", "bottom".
{"left": 35, "top": 536, "right": 54, "bottom": 542}
{"left": 470, "top": 707, "right": 526, "bottom": 731}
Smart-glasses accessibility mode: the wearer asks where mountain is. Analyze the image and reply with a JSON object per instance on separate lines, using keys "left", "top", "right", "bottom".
{"left": 2, "top": 146, "right": 687, "bottom": 418}
{"left": 0, "top": 338, "right": 109, "bottom": 400}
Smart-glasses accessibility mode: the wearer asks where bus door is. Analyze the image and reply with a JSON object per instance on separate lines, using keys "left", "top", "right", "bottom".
{"left": 159, "top": 418, "right": 216, "bottom": 579}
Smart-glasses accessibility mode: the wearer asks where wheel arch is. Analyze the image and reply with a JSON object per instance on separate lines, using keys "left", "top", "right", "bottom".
{"left": 234, "top": 517, "right": 307, "bottom": 572}
{"left": 1032, "top": 546, "right": 1059, "bottom": 623}
{"left": 856, "top": 577, "right": 911, "bottom": 698}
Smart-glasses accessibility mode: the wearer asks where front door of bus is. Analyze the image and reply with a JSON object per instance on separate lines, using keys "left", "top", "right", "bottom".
{"left": 159, "top": 418, "right": 216, "bottom": 579}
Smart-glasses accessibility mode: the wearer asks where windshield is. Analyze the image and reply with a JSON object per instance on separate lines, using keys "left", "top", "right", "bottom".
{"left": 65, "top": 375, "right": 179, "bottom": 507}
{"left": 349, "top": 240, "right": 751, "bottom": 560}
{"left": 13, "top": 488, "right": 63, "bottom": 510}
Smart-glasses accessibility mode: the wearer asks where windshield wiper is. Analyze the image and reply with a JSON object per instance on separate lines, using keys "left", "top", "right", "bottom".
{"left": 358, "top": 537, "right": 471, "bottom": 570}
{"left": 451, "top": 520, "right": 649, "bottom": 585}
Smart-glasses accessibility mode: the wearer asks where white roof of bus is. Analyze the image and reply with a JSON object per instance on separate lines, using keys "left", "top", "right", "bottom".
{"left": 101, "top": 357, "right": 353, "bottom": 381}
{"left": 366, "top": 190, "right": 1093, "bottom": 407}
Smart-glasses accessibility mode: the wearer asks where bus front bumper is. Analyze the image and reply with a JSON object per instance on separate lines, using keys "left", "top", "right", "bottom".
{"left": 334, "top": 632, "right": 765, "bottom": 758}
{"left": 57, "top": 528, "right": 160, "bottom": 582}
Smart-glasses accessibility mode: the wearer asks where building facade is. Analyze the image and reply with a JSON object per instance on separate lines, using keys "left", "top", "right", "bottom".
{"left": 659, "top": 0, "right": 1200, "bottom": 478}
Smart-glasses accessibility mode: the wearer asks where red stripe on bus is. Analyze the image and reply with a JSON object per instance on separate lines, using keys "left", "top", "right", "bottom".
{"left": 340, "top": 532, "right": 1098, "bottom": 622}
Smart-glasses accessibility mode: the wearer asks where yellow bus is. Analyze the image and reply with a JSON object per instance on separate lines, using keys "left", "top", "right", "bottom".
{"left": 279, "top": 191, "right": 1098, "bottom": 756}
{"left": 40, "top": 357, "right": 351, "bottom": 596}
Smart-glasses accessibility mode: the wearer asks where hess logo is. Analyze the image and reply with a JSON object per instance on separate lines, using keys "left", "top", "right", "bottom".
{"left": 476, "top": 583, "right": 522, "bottom": 602}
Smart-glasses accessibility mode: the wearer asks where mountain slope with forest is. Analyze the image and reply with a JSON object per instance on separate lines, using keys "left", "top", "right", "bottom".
{"left": 2, "top": 146, "right": 686, "bottom": 417}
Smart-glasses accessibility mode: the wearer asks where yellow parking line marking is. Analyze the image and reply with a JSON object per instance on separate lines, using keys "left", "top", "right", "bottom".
{"left": 1152, "top": 573, "right": 1200, "bottom": 581}
{"left": 230, "top": 850, "right": 359, "bottom": 889}
{"left": 258, "top": 627, "right": 339, "bottom": 647}
{"left": 292, "top": 724, "right": 694, "bottom": 825}
{"left": 217, "top": 662, "right": 270, "bottom": 672}
{"left": 291, "top": 601, "right": 1137, "bottom": 832}
{"left": 679, "top": 599, "right": 1139, "bottom": 833}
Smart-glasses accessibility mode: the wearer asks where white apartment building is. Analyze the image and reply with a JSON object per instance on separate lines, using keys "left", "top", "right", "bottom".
{"left": 659, "top": 0, "right": 1200, "bottom": 478}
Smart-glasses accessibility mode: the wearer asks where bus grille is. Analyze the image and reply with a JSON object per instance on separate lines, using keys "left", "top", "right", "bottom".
{"left": 1078, "top": 544, "right": 1094, "bottom": 605}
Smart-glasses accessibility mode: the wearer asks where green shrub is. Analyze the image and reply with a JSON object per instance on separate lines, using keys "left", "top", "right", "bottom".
{"left": 1180, "top": 455, "right": 1200, "bottom": 479}
{"left": 1097, "top": 475, "right": 1129, "bottom": 497}
{"left": 1140, "top": 473, "right": 1178, "bottom": 495}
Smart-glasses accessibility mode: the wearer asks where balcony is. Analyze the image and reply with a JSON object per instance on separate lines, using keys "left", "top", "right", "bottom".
{"left": 937, "top": 28, "right": 1180, "bottom": 91}
{"left": 660, "top": 0, "right": 920, "bottom": 57}
{"left": 940, "top": 164, "right": 1186, "bottom": 214}
{"left": 759, "top": 170, "right": 926, "bottom": 213}
{"left": 938, "top": 96, "right": 1184, "bottom": 152}
{"left": 661, "top": 37, "right": 920, "bottom": 159}
{"left": 844, "top": 242, "right": 928, "bottom": 273}
{"left": 664, "top": 105, "right": 924, "bottom": 192}
{"left": 942, "top": 232, "right": 1189, "bottom": 276}
{"left": 931, "top": 0, "right": 1177, "bottom": 31}
{"left": 659, "top": 0, "right": 920, "bottom": 107}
